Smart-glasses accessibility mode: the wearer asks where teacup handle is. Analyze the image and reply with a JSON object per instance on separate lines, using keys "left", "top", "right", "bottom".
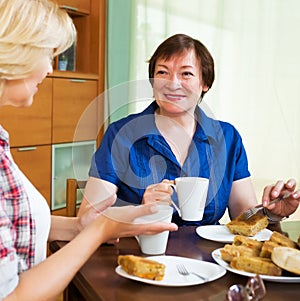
{"left": 169, "top": 184, "right": 181, "bottom": 217}
{"left": 169, "top": 183, "right": 176, "bottom": 191}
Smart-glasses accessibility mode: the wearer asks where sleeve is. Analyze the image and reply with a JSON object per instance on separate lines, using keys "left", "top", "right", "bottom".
{"left": 231, "top": 127, "right": 251, "bottom": 181}
{"left": 0, "top": 199, "right": 19, "bottom": 299}
{"left": 0, "top": 247, "right": 19, "bottom": 300}
{"left": 89, "top": 125, "right": 120, "bottom": 185}
{"left": 0, "top": 149, "right": 19, "bottom": 299}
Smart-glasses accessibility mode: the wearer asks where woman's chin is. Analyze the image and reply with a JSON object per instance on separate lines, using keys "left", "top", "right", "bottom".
{"left": 159, "top": 103, "right": 189, "bottom": 115}
{"left": 17, "top": 96, "right": 34, "bottom": 108}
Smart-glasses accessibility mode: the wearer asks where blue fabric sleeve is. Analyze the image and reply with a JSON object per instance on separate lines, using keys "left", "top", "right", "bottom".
{"left": 89, "top": 125, "right": 120, "bottom": 185}
{"left": 226, "top": 123, "right": 251, "bottom": 181}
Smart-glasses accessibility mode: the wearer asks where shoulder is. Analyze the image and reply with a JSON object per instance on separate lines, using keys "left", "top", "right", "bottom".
{"left": 105, "top": 102, "right": 156, "bottom": 137}
{"left": 219, "top": 120, "right": 242, "bottom": 139}
{"left": 108, "top": 110, "right": 144, "bottom": 131}
{"left": 198, "top": 108, "right": 243, "bottom": 143}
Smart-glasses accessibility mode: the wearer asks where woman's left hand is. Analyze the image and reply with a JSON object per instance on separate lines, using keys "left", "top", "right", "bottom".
{"left": 78, "top": 194, "right": 117, "bottom": 232}
{"left": 95, "top": 203, "right": 178, "bottom": 242}
{"left": 262, "top": 178, "right": 300, "bottom": 218}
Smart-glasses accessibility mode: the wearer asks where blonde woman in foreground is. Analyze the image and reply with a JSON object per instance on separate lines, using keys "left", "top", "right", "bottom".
{"left": 0, "top": 1, "right": 177, "bottom": 300}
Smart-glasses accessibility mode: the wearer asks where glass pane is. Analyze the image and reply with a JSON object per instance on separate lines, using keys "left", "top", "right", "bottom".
{"left": 52, "top": 140, "right": 96, "bottom": 210}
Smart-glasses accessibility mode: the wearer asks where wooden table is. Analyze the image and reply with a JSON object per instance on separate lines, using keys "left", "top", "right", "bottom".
{"left": 50, "top": 221, "right": 300, "bottom": 301}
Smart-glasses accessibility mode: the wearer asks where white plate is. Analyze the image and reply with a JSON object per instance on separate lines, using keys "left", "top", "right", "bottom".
{"left": 196, "top": 225, "right": 272, "bottom": 243}
{"left": 212, "top": 248, "right": 300, "bottom": 283}
{"left": 115, "top": 255, "right": 226, "bottom": 287}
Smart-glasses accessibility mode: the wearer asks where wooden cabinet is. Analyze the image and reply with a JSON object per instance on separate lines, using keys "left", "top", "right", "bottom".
{"left": 57, "top": 0, "right": 90, "bottom": 14}
{"left": 54, "top": 0, "right": 106, "bottom": 76}
{"left": 11, "top": 145, "right": 52, "bottom": 206}
{"left": 52, "top": 78, "right": 98, "bottom": 143}
{"left": 0, "top": 0, "right": 106, "bottom": 212}
{"left": 0, "top": 78, "right": 52, "bottom": 147}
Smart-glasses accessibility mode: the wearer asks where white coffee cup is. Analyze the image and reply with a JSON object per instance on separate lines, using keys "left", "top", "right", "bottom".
{"left": 171, "top": 177, "right": 209, "bottom": 221}
{"left": 134, "top": 204, "right": 173, "bottom": 255}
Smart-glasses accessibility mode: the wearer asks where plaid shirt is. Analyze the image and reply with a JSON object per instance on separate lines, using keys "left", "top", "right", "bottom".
{"left": 0, "top": 126, "right": 36, "bottom": 274}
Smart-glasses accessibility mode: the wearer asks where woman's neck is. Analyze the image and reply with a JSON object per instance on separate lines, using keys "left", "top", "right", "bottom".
{"left": 155, "top": 109, "right": 196, "bottom": 166}
{"left": 155, "top": 108, "right": 196, "bottom": 136}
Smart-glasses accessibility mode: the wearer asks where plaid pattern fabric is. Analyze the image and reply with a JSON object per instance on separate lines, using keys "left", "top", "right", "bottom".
{"left": 0, "top": 126, "right": 36, "bottom": 273}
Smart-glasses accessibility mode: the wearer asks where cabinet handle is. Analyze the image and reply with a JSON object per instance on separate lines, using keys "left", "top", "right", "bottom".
{"left": 70, "top": 79, "right": 86, "bottom": 83}
{"left": 17, "top": 147, "right": 37, "bottom": 152}
{"left": 60, "top": 5, "right": 78, "bottom": 12}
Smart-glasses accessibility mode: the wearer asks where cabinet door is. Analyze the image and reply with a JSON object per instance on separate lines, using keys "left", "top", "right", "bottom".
{"left": 11, "top": 145, "right": 52, "bottom": 206}
{"left": 52, "top": 78, "right": 98, "bottom": 143}
{"left": 0, "top": 78, "right": 52, "bottom": 147}
{"left": 57, "top": 0, "right": 90, "bottom": 13}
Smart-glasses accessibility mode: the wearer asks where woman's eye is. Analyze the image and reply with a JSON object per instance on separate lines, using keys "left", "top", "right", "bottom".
{"left": 182, "top": 71, "right": 194, "bottom": 78}
{"left": 156, "top": 70, "right": 167, "bottom": 75}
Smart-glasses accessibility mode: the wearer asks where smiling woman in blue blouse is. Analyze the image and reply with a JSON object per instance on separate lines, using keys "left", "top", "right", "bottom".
{"left": 79, "top": 34, "right": 299, "bottom": 226}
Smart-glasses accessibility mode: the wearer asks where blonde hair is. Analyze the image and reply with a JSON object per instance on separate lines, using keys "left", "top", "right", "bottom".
{"left": 0, "top": 0, "right": 76, "bottom": 94}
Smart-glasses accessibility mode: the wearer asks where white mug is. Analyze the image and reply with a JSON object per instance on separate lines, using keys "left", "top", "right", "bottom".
{"left": 171, "top": 177, "right": 209, "bottom": 221}
{"left": 134, "top": 204, "right": 173, "bottom": 255}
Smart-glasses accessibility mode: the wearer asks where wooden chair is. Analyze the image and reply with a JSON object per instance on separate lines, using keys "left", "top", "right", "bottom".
{"left": 65, "top": 178, "right": 87, "bottom": 217}
{"left": 64, "top": 178, "right": 87, "bottom": 300}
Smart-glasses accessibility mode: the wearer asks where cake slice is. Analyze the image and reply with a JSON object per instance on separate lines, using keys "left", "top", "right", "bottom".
{"left": 226, "top": 213, "right": 268, "bottom": 236}
{"left": 230, "top": 256, "right": 282, "bottom": 276}
{"left": 233, "top": 235, "right": 263, "bottom": 250}
{"left": 117, "top": 255, "right": 165, "bottom": 280}
{"left": 221, "top": 244, "right": 261, "bottom": 263}
{"left": 259, "top": 240, "right": 279, "bottom": 258}
{"left": 270, "top": 231, "right": 298, "bottom": 248}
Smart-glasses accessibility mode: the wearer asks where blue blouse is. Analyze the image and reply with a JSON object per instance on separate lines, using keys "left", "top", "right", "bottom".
{"left": 89, "top": 101, "right": 250, "bottom": 226}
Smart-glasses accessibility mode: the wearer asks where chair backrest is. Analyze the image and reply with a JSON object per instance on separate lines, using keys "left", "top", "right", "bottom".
{"left": 65, "top": 178, "right": 87, "bottom": 217}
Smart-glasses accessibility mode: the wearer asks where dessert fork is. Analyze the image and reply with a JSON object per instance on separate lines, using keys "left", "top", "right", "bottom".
{"left": 241, "top": 192, "right": 291, "bottom": 221}
{"left": 176, "top": 264, "right": 207, "bottom": 281}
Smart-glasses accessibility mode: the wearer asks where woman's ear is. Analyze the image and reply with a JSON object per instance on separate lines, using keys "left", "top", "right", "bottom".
{"left": 202, "top": 85, "right": 209, "bottom": 92}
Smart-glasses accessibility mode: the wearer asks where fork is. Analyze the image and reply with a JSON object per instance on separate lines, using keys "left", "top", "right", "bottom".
{"left": 241, "top": 192, "right": 291, "bottom": 220}
{"left": 176, "top": 264, "right": 207, "bottom": 281}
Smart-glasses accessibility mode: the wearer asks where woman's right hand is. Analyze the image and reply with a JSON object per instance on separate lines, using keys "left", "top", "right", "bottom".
{"left": 142, "top": 179, "right": 174, "bottom": 204}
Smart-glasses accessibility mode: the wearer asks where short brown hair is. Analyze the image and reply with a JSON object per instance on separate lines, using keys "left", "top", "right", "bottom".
{"left": 148, "top": 34, "right": 215, "bottom": 98}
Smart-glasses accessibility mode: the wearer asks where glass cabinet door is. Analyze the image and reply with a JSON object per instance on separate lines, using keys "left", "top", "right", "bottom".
{"left": 51, "top": 140, "right": 96, "bottom": 210}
